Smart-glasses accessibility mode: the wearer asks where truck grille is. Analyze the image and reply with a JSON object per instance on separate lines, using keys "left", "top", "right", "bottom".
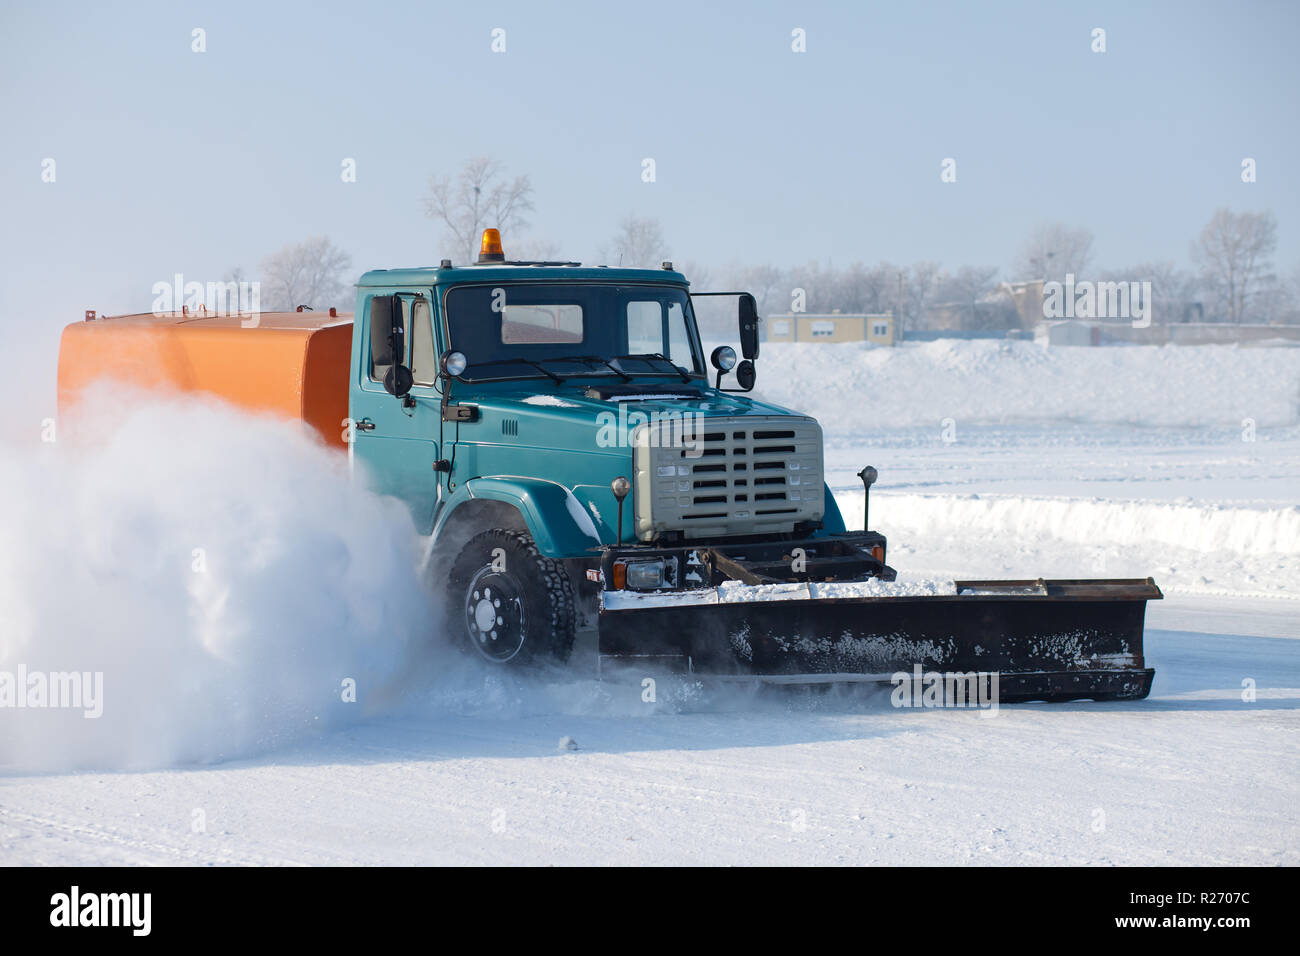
{"left": 632, "top": 416, "right": 824, "bottom": 540}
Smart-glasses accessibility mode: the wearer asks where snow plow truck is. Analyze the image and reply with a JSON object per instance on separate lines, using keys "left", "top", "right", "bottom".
{"left": 57, "top": 229, "right": 1162, "bottom": 701}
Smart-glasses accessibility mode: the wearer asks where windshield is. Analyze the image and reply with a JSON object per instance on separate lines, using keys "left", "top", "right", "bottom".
{"left": 444, "top": 283, "right": 703, "bottom": 382}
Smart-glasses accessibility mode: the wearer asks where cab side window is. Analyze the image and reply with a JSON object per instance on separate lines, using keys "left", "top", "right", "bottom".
{"left": 626, "top": 299, "right": 699, "bottom": 372}
{"left": 626, "top": 300, "right": 662, "bottom": 354}
{"left": 369, "top": 295, "right": 397, "bottom": 383}
{"left": 410, "top": 299, "right": 436, "bottom": 386}
{"left": 370, "top": 294, "right": 435, "bottom": 385}
{"left": 666, "top": 302, "right": 692, "bottom": 368}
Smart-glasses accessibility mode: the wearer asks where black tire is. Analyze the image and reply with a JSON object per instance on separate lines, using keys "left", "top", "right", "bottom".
{"left": 444, "top": 529, "right": 576, "bottom": 665}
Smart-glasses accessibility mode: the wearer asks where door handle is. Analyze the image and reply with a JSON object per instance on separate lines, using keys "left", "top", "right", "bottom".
{"left": 353, "top": 419, "right": 376, "bottom": 432}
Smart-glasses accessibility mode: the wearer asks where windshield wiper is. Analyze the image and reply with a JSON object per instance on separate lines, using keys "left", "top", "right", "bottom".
{"left": 613, "top": 353, "right": 692, "bottom": 383}
{"left": 469, "top": 357, "right": 566, "bottom": 384}
{"left": 548, "top": 355, "right": 632, "bottom": 382}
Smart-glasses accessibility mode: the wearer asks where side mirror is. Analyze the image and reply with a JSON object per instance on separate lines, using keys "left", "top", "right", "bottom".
{"left": 689, "top": 290, "right": 760, "bottom": 392}
{"left": 384, "top": 365, "right": 414, "bottom": 397}
{"left": 738, "top": 293, "right": 760, "bottom": 360}
{"left": 734, "top": 360, "right": 756, "bottom": 391}
{"left": 370, "top": 295, "right": 412, "bottom": 398}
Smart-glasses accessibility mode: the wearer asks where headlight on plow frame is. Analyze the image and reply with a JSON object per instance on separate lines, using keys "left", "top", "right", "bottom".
{"left": 613, "top": 557, "right": 677, "bottom": 591}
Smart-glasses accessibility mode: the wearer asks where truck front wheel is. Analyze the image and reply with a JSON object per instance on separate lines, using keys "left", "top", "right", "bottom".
{"left": 445, "top": 529, "right": 576, "bottom": 665}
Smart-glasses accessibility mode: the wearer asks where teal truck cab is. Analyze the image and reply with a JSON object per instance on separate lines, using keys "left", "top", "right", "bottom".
{"left": 348, "top": 229, "right": 1160, "bottom": 702}
{"left": 352, "top": 229, "right": 890, "bottom": 667}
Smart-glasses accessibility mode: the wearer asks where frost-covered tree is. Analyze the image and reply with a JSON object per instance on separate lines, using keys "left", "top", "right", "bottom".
{"left": 602, "top": 216, "right": 669, "bottom": 268}
{"left": 896, "top": 261, "right": 943, "bottom": 332}
{"left": 830, "top": 263, "right": 896, "bottom": 315}
{"left": 1191, "top": 208, "right": 1278, "bottom": 323}
{"left": 423, "top": 157, "right": 534, "bottom": 263}
{"left": 935, "top": 265, "right": 1003, "bottom": 329}
{"left": 719, "top": 263, "right": 784, "bottom": 315}
{"left": 1097, "top": 261, "right": 1201, "bottom": 325}
{"left": 259, "top": 236, "right": 352, "bottom": 313}
{"left": 1014, "top": 222, "right": 1094, "bottom": 281}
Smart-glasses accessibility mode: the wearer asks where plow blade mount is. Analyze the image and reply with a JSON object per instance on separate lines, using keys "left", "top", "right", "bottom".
{"left": 598, "top": 578, "right": 1162, "bottom": 702}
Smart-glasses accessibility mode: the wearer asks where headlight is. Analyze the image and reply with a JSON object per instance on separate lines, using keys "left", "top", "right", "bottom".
{"left": 710, "top": 345, "right": 737, "bottom": 372}
{"left": 441, "top": 350, "right": 468, "bottom": 376}
{"left": 624, "top": 559, "right": 668, "bottom": 591}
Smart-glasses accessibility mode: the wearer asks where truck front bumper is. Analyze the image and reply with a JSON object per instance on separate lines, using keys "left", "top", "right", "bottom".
{"left": 597, "top": 530, "right": 893, "bottom": 594}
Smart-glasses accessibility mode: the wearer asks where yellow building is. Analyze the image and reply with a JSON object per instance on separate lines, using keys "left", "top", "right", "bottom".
{"left": 765, "top": 312, "right": 895, "bottom": 345}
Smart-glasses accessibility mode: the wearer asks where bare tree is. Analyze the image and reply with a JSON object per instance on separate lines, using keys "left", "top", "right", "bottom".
{"left": 423, "top": 157, "right": 534, "bottom": 262}
{"left": 259, "top": 236, "right": 352, "bottom": 312}
{"left": 832, "top": 263, "right": 896, "bottom": 315}
{"left": 1191, "top": 208, "right": 1278, "bottom": 323}
{"left": 722, "top": 263, "right": 784, "bottom": 315}
{"left": 897, "top": 261, "right": 943, "bottom": 332}
{"left": 1283, "top": 263, "right": 1300, "bottom": 325}
{"left": 1098, "top": 261, "right": 1201, "bottom": 324}
{"left": 677, "top": 260, "right": 713, "bottom": 290}
{"left": 786, "top": 260, "right": 831, "bottom": 314}
{"left": 602, "top": 216, "right": 668, "bottom": 268}
{"left": 936, "top": 265, "right": 1001, "bottom": 328}
{"left": 1014, "top": 223, "right": 1094, "bottom": 281}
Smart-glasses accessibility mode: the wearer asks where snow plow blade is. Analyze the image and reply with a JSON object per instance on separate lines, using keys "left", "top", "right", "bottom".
{"left": 598, "top": 578, "right": 1162, "bottom": 702}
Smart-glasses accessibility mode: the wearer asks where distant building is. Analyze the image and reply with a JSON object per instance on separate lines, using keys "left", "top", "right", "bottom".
{"left": 999, "top": 280, "right": 1047, "bottom": 329}
{"left": 1036, "top": 320, "right": 1100, "bottom": 346}
{"left": 766, "top": 312, "right": 895, "bottom": 346}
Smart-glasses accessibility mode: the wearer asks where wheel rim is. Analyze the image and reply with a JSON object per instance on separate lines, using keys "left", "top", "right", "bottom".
{"left": 463, "top": 565, "right": 527, "bottom": 663}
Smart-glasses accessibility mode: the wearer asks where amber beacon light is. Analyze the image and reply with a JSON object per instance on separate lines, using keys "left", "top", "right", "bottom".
{"left": 478, "top": 228, "right": 505, "bottom": 263}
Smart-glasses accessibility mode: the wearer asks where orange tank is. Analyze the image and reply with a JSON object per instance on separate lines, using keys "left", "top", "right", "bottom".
{"left": 57, "top": 310, "right": 355, "bottom": 450}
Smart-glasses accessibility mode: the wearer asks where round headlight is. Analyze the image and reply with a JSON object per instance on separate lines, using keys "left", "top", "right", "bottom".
{"left": 441, "top": 350, "right": 468, "bottom": 377}
{"left": 710, "top": 345, "right": 737, "bottom": 372}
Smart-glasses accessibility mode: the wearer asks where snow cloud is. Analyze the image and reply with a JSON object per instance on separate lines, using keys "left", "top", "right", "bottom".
{"left": 0, "top": 389, "right": 433, "bottom": 770}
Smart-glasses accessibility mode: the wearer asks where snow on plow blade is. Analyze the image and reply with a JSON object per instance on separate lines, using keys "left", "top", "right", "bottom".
{"left": 598, "top": 578, "right": 1162, "bottom": 702}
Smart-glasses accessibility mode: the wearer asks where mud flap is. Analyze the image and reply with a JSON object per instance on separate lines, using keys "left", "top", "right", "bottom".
{"left": 598, "top": 578, "right": 1161, "bottom": 702}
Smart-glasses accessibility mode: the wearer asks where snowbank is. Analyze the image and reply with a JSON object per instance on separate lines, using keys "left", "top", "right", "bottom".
{"left": 748, "top": 339, "right": 1300, "bottom": 430}
{"left": 868, "top": 492, "right": 1300, "bottom": 557}
{"left": 834, "top": 489, "right": 1299, "bottom": 597}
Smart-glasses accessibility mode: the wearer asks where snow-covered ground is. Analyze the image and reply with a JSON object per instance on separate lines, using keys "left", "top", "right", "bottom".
{"left": 1, "top": 594, "right": 1295, "bottom": 866}
{"left": 1, "top": 341, "right": 1297, "bottom": 865}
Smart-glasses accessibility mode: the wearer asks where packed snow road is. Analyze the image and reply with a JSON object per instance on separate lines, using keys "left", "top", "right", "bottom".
{"left": 1, "top": 592, "right": 1294, "bottom": 866}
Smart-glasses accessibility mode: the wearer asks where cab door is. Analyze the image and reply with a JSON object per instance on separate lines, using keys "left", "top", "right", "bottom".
{"left": 350, "top": 290, "right": 444, "bottom": 533}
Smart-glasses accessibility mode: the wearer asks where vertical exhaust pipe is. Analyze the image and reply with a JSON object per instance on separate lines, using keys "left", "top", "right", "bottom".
{"left": 857, "top": 466, "right": 878, "bottom": 531}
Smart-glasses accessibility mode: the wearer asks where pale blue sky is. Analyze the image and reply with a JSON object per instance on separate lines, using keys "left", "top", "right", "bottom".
{"left": 2, "top": 0, "right": 1297, "bottom": 329}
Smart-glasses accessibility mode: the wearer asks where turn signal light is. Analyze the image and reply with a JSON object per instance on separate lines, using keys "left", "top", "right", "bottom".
{"left": 871, "top": 545, "right": 885, "bottom": 563}
{"left": 611, "top": 561, "right": 627, "bottom": 590}
{"left": 478, "top": 228, "right": 505, "bottom": 263}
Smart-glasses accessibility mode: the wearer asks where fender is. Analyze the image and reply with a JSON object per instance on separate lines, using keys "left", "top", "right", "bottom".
{"left": 817, "top": 482, "right": 848, "bottom": 535}
{"left": 431, "top": 475, "right": 603, "bottom": 560}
